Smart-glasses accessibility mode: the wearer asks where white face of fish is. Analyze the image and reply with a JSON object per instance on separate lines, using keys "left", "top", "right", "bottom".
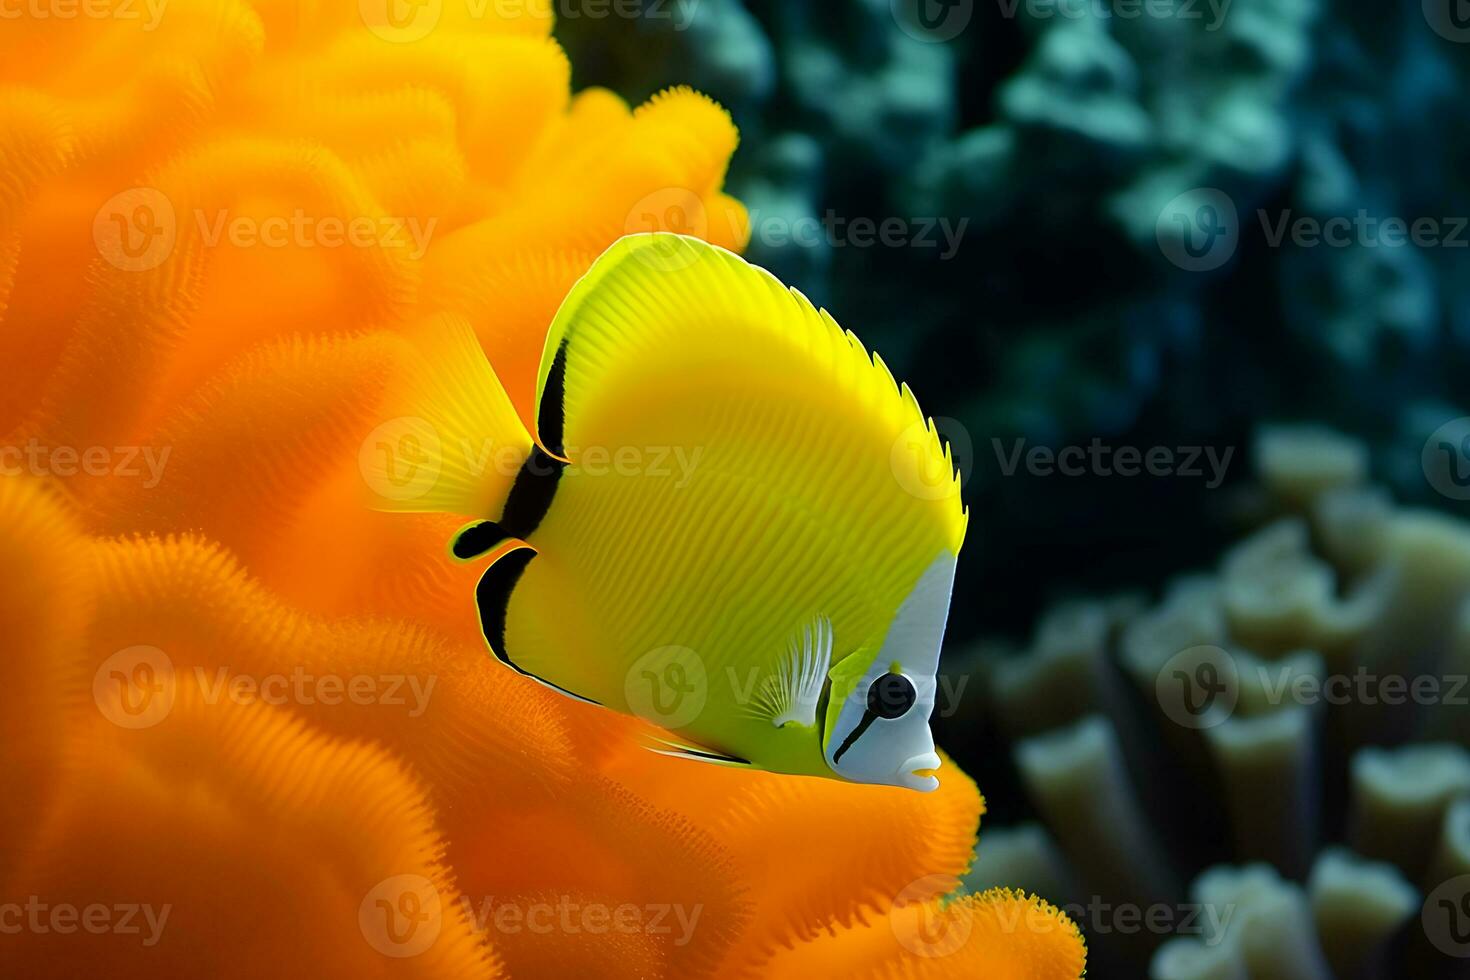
{"left": 823, "top": 551, "right": 956, "bottom": 792}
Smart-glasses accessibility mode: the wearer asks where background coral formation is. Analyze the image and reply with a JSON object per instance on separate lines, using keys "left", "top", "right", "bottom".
{"left": 941, "top": 428, "right": 1470, "bottom": 976}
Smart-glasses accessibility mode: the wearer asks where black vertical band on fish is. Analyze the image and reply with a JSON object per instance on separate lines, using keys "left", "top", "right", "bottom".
{"left": 474, "top": 545, "right": 601, "bottom": 706}
{"left": 496, "top": 341, "right": 570, "bottom": 540}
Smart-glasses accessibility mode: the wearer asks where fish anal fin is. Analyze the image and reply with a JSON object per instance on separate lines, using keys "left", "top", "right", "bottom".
{"left": 643, "top": 733, "right": 751, "bottom": 768}
{"left": 473, "top": 543, "right": 602, "bottom": 707}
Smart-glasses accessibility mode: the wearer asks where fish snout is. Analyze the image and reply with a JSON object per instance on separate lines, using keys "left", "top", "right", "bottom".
{"left": 899, "top": 751, "right": 942, "bottom": 792}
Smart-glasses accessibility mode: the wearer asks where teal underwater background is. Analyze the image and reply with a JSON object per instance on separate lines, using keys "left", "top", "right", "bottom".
{"left": 562, "top": 0, "right": 1469, "bottom": 634}
{"left": 561, "top": 2, "right": 1470, "bottom": 976}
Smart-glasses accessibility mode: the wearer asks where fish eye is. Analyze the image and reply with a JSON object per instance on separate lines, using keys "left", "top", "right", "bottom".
{"left": 867, "top": 672, "right": 916, "bottom": 720}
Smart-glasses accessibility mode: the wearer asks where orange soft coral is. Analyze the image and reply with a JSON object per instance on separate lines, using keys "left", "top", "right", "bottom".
{"left": 0, "top": 3, "right": 1083, "bottom": 978}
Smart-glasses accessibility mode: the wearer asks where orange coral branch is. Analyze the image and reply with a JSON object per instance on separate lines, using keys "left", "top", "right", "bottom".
{"left": 0, "top": 0, "right": 1082, "bottom": 976}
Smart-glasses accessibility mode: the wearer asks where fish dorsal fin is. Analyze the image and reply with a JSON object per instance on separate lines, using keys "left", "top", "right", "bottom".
{"left": 643, "top": 733, "right": 751, "bottom": 768}
{"left": 744, "top": 615, "right": 833, "bottom": 729}
{"left": 530, "top": 233, "right": 966, "bottom": 554}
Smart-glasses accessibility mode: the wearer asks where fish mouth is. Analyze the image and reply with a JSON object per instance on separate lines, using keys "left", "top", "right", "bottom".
{"left": 900, "top": 752, "right": 942, "bottom": 792}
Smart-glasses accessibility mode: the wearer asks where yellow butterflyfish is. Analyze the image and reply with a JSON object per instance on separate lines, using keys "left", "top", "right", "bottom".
{"left": 369, "top": 234, "right": 967, "bottom": 790}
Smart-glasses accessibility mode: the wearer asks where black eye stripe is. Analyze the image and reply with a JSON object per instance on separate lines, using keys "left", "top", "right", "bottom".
{"left": 831, "top": 672, "right": 919, "bottom": 766}
{"left": 867, "top": 673, "right": 916, "bottom": 720}
{"left": 830, "top": 711, "right": 875, "bottom": 766}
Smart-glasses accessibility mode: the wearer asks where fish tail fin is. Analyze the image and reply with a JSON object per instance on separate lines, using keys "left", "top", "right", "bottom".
{"left": 361, "top": 314, "right": 534, "bottom": 518}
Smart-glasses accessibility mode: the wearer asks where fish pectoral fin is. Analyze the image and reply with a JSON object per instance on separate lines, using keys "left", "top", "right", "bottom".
{"left": 643, "top": 734, "right": 751, "bottom": 768}
{"left": 474, "top": 542, "right": 602, "bottom": 707}
{"left": 743, "top": 615, "right": 833, "bottom": 729}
